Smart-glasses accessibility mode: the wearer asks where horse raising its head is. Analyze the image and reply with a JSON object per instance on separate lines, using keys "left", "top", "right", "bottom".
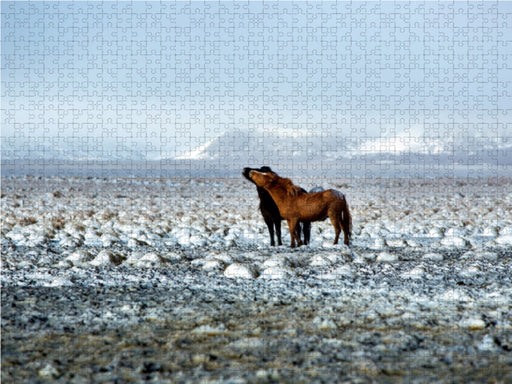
{"left": 249, "top": 171, "right": 302, "bottom": 197}
{"left": 242, "top": 166, "right": 274, "bottom": 185}
{"left": 242, "top": 167, "right": 311, "bottom": 246}
{"left": 249, "top": 170, "right": 352, "bottom": 247}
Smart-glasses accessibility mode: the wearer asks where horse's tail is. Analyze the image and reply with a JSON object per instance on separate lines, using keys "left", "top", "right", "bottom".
{"left": 341, "top": 196, "right": 352, "bottom": 244}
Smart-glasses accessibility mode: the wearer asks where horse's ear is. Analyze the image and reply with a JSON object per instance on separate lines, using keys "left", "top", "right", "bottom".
{"left": 267, "top": 172, "right": 277, "bottom": 182}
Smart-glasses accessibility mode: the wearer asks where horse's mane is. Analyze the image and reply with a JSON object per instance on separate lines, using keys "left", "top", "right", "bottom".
{"left": 277, "top": 176, "right": 303, "bottom": 197}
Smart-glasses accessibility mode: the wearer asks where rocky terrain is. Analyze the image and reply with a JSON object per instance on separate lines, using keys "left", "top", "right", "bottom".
{"left": 2, "top": 176, "right": 512, "bottom": 383}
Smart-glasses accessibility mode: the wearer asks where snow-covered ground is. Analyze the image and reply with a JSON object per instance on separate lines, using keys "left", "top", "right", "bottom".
{"left": 2, "top": 176, "right": 511, "bottom": 382}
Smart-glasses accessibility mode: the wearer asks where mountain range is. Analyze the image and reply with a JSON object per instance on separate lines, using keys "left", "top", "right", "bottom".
{"left": 3, "top": 129, "right": 511, "bottom": 177}
{"left": 172, "top": 129, "right": 512, "bottom": 173}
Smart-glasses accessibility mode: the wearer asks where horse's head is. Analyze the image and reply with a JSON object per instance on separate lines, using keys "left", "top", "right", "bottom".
{"left": 249, "top": 170, "right": 302, "bottom": 197}
{"left": 248, "top": 170, "right": 277, "bottom": 188}
{"left": 243, "top": 166, "right": 275, "bottom": 184}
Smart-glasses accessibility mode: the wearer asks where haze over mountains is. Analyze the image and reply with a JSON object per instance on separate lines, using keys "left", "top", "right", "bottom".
{"left": 3, "top": 128, "right": 511, "bottom": 177}
{"left": 3, "top": 2, "right": 510, "bottom": 179}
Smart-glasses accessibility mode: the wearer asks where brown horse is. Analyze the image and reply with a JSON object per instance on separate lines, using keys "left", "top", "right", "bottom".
{"left": 248, "top": 170, "right": 352, "bottom": 247}
{"left": 242, "top": 166, "right": 311, "bottom": 246}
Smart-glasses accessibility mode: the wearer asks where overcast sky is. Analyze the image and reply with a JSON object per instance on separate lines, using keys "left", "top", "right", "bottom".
{"left": 2, "top": 1, "right": 511, "bottom": 160}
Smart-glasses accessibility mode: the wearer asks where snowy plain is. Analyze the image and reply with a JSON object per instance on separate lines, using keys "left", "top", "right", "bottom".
{"left": 2, "top": 175, "right": 511, "bottom": 382}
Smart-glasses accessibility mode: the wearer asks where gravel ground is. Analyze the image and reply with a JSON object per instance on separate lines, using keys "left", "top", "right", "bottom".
{"left": 2, "top": 176, "right": 512, "bottom": 383}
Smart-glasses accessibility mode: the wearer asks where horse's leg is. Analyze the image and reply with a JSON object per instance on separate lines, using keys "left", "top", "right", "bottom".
{"left": 341, "top": 202, "right": 352, "bottom": 246}
{"left": 275, "top": 218, "right": 283, "bottom": 246}
{"left": 287, "top": 218, "right": 301, "bottom": 247}
{"left": 329, "top": 213, "right": 341, "bottom": 245}
{"left": 343, "top": 228, "right": 349, "bottom": 246}
{"left": 302, "top": 221, "right": 311, "bottom": 245}
{"left": 295, "top": 223, "right": 303, "bottom": 245}
{"left": 263, "top": 215, "right": 275, "bottom": 246}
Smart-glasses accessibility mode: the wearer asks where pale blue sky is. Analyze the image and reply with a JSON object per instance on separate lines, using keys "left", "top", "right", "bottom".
{"left": 2, "top": 1, "right": 511, "bottom": 160}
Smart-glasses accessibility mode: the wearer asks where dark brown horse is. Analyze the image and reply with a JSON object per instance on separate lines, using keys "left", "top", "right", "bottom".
{"left": 243, "top": 166, "right": 311, "bottom": 246}
{"left": 248, "top": 170, "right": 352, "bottom": 247}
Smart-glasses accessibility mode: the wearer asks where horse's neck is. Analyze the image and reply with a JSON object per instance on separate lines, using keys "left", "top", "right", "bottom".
{"left": 266, "top": 184, "right": 291, "bottom": 206}
{"left": 257, "top": 186, "right": 270, "bottom": 200}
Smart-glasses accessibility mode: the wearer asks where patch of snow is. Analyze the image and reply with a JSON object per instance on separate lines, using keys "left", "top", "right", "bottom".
{"left": 259, "top": 266, "right": 295, "bottom": 279}
{"left": 459, "top": 318, "right": 486, "bottom": 331}
{"left": 90, "top": 250, "right": 126, "bottom": 267}
{"left": 63, "top": 250, "right": 94, "bottom": 267}
{"left": 175, "top": 136, "right": 221, "bottom": 160}
{"left": 202, "top": 259, "right": 226, "bottom": 272}
{"left": 422, "top": 252, "right": 444, "bottom": 261}
{"left": 224, "top": 263, "right": 258, "bottom": 279}
{"left": 312, "top": 316, "right": 338, "bottom": 330}
{"left": 495, "top": 234, "right": 512, "bottom": 246}
{"left": 401, "top": 266, "right": 426, "bottom": 280}
{"left": 191, "top": 324, "right": 227, "bottom": 336}
{"left": 135, "top": 252, "right": 166, "bottom": 268}
{"left": 440, "top": 236, "right": 470, "bottom": 248}
{"left": 376, "top": 252, "right": 398, "bottom": 263}
{"left": 478, "top": 335, "right": 498, "bottom": 351}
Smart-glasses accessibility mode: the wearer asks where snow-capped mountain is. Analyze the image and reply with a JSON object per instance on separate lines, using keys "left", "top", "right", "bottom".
{"left": 3, "top": 128, "right": 511, "bottom": 177}
{"left": 170, "top": 128, "right": 512, "bottom": 167}
{"left": 172, "top": 129, "right": 353, "bottom": 165}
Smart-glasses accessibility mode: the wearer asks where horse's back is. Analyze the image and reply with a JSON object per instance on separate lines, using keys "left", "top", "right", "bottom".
{"left": 327, "top": 189, "right": 345, "bottom": 200}
{"left": 308, "top": 189, "right": 344, "bottom": 202}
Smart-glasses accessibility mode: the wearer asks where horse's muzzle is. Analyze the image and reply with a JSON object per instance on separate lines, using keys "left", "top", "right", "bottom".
{"left": 242, "top": 168, "right": 251, "bottom": 179}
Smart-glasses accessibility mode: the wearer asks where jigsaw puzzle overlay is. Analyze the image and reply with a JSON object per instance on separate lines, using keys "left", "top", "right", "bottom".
{"left": 2, "top": 2, "right": 512, "bottom": 383}
{"left": 2, "top": 1, "right": 510, "bottom": 178}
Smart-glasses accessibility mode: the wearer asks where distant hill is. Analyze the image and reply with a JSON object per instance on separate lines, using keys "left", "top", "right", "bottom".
{"left": 168, "top": 129, "right": 512, "bottom": 175}
{"left": 2, "top": 128, "right": 511, "bottom": 177}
